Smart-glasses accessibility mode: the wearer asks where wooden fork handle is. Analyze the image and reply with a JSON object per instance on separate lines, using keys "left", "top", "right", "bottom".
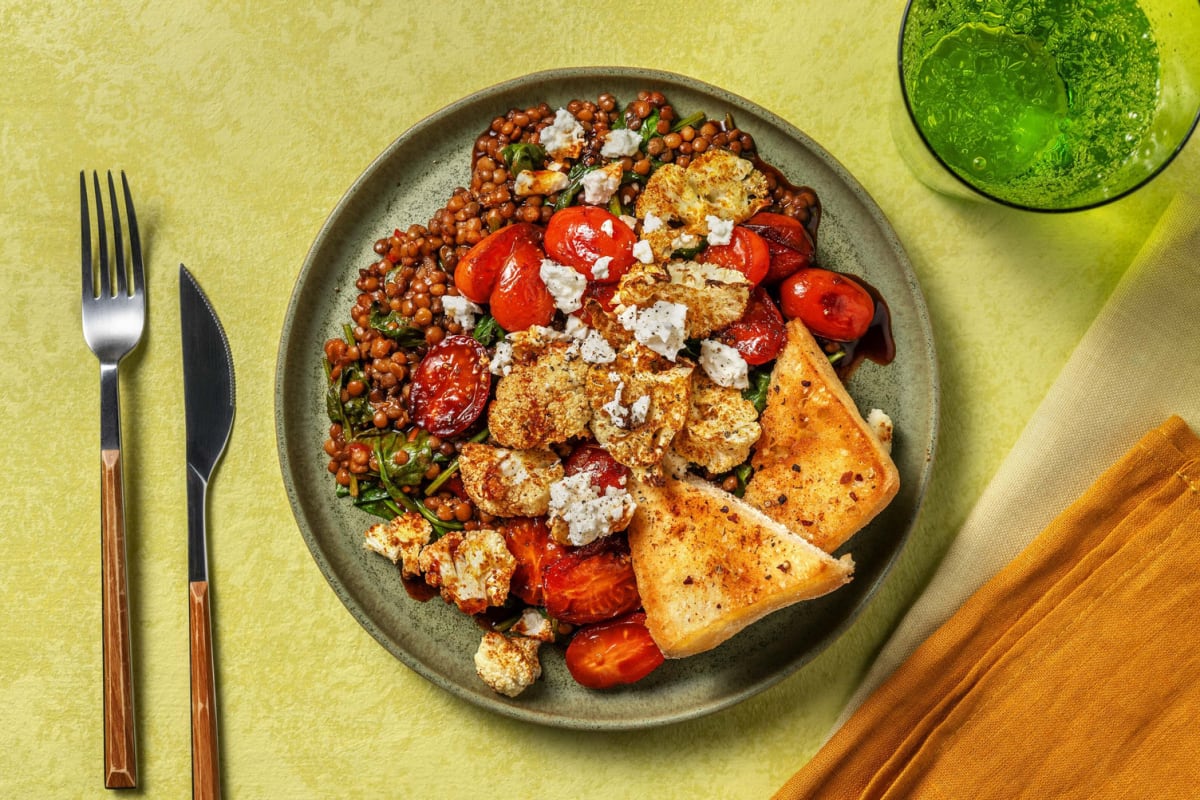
{"left": 101, "top": 448, "right": 137, "bottom": 789}
{"left": 189, "top": 580, "right": 222, "bottom": 800}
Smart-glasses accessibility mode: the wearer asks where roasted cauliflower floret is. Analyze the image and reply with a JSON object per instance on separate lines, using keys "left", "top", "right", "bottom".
{"left": 510, "top": 608, "right": 557, "bottom": 642}
{"left": 618, "top": 260, "right": 749, "bottom": 338}
{"left": 672, "top": 373, "right": 763, "bottom": 474}
{"left": 475, "top": 632, "right": 542, "bottom": 697}
{"left": 458, "top": 443, "right": 563, "bottom": 517}
{"left": 586, "top": 345, "right": 694, "bottom": 468}
{"left": 547, "top": 471, "right": 638, "bottom": 547}
{"left": 488, "top": 340, "right": 592, "bottom": 449}
{"left": 363, "top": 512, "right": 431, "bottom": 579}
{"left": 417, "top": 529, "right": 516, "bottom": 615}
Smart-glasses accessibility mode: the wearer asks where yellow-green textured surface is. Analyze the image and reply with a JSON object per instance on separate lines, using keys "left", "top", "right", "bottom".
{"left": 2, "top": 2, "right": 1195, "bottom": 798}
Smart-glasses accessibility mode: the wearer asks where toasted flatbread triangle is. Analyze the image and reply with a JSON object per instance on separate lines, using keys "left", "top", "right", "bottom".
{"left": 627, "top": 473, "right": 853, "bottom": 658}
{"left": 744, "top": 320, "right": 900, "bottom": 553}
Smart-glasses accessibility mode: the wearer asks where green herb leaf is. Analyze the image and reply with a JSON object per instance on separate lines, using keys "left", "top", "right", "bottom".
{"left": 369, "top": 306, "right": 425, "bottom": 347}
{"left": 671, "top": 110, "right": 706, "bottom": 133}
{"left": 554, "top": 163, "right": 598, "bottom": 211}
{"left": 671, "top": 237, "right": 707, "bottom": 260}
{"left": 742, "top": 368, "right": 772, "bottom": 414}
{"left": 472, "top": 314, "right": 504, "bottom": 347}
{"left": 733, "top": 463, "right": 753, "bottom": 498}
{"left": 638, "top": 109, "right": 661, "bottom": 147}
{"left": 500, "top": 142, "right": 547, "bottom": 178}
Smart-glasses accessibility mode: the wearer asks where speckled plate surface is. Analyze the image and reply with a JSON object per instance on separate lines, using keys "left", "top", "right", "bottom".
{"left": 276, "top": 67, "right": 938, "bottom": 730}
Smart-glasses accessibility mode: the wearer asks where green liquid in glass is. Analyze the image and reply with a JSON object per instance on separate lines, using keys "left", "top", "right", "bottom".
{"left": 903, "top": 0, "right": 1162, "bottom": 208}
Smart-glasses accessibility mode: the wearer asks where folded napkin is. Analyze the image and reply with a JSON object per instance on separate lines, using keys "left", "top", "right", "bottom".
{"left": 773, "top": 192, "right": 1200, "bottom": 799}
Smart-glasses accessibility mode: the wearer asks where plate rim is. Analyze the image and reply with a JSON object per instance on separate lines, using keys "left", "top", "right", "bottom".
{"left": 275, "top": 65, "right": 940, "bottom": 730}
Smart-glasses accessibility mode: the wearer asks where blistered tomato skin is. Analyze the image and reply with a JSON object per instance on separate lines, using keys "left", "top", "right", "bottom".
{"left": 565, "top": 612, "right": 665, "bottom": 690}
{"left": 698, "top": 226, "right": 770, "bottom": 286}
{"left": 719, "top": 286, "right": 787, "bottom": 365}
{"left": 409, "top": 335, "right": 492, "bottom": 437}
{"left": 743, "top": 211, "right": 814, "bottom": 284}
{"left": 488, "top": 249, "right": 556, "bottom": 332}
{"left": 542, "top": 543, "right": 641, "bottom": 625}
{"left": 544, "top": 206, "right": 636, "bottom": 284}
{"left": 564, "top": 444, "right": 630, "bottom": 493}
{"left": 779, "top": 268, "right": 874, "bottom": 342}
{"left": 501, "top": 517, "right": 565, "bottom": 606}
{"left": 454, "top": 222, "right": 543, "bottom": 303}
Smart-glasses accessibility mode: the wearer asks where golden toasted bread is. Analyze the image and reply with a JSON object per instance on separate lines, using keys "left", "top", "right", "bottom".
{"left": 744, "top": 320, "right": 900, "bottom": 553}
{"left": 626, "top": 471, "right": 854, "bottom": 658}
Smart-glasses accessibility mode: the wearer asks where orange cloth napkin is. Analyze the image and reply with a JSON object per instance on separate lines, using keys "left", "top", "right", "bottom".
{"left": 773, "top": 415, "right": 1200, "bottom": 799}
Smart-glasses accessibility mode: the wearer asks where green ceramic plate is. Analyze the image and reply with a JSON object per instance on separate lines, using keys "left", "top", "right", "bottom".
{"left": 276, "top": 67, "right": 938, "bottom": 730}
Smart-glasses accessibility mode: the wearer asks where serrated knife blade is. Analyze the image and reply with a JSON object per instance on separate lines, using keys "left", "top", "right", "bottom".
{"left": 180, "top": 264, "right": 233, "bottom": 800}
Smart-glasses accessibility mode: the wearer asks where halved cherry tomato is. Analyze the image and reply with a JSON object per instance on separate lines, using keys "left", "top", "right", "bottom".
{"left": 488, "top": 248, "right": 556, "bottom": 332}
{"left": 572, "top": 282, "right": 619, "bottom": 327}
{"left": 742, "top": 211, "right": 814, "bottom": 284}
{"left": 564, "top": 443, "right": 631, "bottom": 493}
{"left": 565, "top": 612, "right": 664, "bottom": 689}
{"left": 698, "top": 226, "right": 770, "bottom": 286}
{"left": 544, "top": 206, "right": 636, "bottom": 284}
{"left": 543, "top": 541, "right": 641, "bottom": 625}
{"left": 718, "top": 286, "right": 787, "bottom": 365}
{"left": 779, "top": 268, "right": 875, "bottom": 342}
{"left": 501, "top": 517, "right": 564, "bottom": 606}
{"left": 454, "top": 222, "right": 543, "bottom": 304}
{"left": 409, "top": 335, "right": 491, "bottom": 437}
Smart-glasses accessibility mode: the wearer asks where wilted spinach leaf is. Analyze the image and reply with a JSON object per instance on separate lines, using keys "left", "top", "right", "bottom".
{"left": 500, "top": 142, "right": 547, "bottom": 177}
{"left": 369, "top": 306, "right": 425, "bottom": 347}
{"left": 742, "top": 368, "right": 772, "bottom": 414}
{"left": 472, "top": 314, "right": 504, "bottom": 347}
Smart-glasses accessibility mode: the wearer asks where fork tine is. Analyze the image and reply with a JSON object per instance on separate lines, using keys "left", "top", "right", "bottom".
{"left": 121, "top": 172, "right": 144, "bottom": 297}
{"left": 93, "top": 171, "right": 110, "bottom": 298}
{"left": 81, "top": 171, "right": 94, "bottom": 300}
{"left": 107, "top": 172, "right": 127, "bottom": 297}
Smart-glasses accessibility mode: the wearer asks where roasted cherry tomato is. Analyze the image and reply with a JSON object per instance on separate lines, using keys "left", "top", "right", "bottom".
{"left": 742, "top": 211, "right": 814, "bottom": 284}
{"left": 698, "top": 225, "right": 770, "bottom": 286}
{"left": 718, "top": 287, "right": 787, "bottom": 365}
{"left": 501, "top": 517, "right": 564, "bottom": 606}
{"left": 488, "top": 247, "right": 556, "bottom": 332}
{"left": 544, "top": 206, "right": 636, "bottom": 284}
{"left": 564, "top": 443, "right": 631, "bottom": 493}
{"left": 572, "top": 282, "right": 620, "bottom": 327}
{"left": 409, "top": 335, "right": 492, "bottom": 437}
{"left": 779, "top": 268, "right": 874, "bottom": 342}
{"left": 454, "top": 222, "right": 543, "bottom": 304}
{"left": 565, "top": 612, "right": 664, "bottom": 690}
{"left": 543, "top": 542, "right": 641, "bottom": 625}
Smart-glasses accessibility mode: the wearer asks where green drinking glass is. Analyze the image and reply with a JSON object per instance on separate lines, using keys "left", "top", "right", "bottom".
{"left": 895, "top": 0, "right": 1200, "bottom": 211}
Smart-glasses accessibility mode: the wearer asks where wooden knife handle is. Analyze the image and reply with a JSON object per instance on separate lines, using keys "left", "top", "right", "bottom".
{"left": 189, "top": 581, "right": 222, "bottom": 800}
{"left": 101, "top": 448, "right": 137, "bottom": 789}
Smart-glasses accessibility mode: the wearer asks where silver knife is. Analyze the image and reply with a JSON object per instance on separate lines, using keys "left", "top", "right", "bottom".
{"left": 180, "top": 264, "right": 234, "bottom": 800}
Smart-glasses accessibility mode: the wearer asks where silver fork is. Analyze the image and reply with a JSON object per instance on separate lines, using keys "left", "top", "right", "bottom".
{"left": 81, "top": 170, "right": 144, "bottom": 790}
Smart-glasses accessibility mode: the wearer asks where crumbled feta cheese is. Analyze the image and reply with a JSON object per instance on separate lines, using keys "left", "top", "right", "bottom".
{"left": 591, "top": 255, "right": 613, "bottom": 280}
{"left": 867, "top": 408, "right": 894, "bottom": 454}
{"left": 579, "top": 328, "right": 617, "bottom": 364}
{"left": 514, "top": 169, "right": 570, "bottom": 197}
{"left": 581, "top": 165, "right": 621, "bottom": 205}
{"left": 671, "top": 232, "right": 700, "bottom": 251}
{"left": 642, "top": 213, "right": 664, "bottom": 233}
{"left": 600, "top": 219, "right": 614, "bottom": 237}
{"left": 441, "top": 294, "right": 483, "bottom": 330}
{"left": 699, "top": 339, "right": 750, "bottom": 389}
{"left": 601, "top": 379, "right": 627, "bottom": 426}
{"left": 539, "top": 109, "right": 584, "bottom": 159}
{"left": 600, "top": 127, "right": 642, "bottom": 158}
{"left": 618, "top": 301, "right": 689, "bottom": 361}
{"left": 619, "top": 214, "right": 638, "bottom": 231}
{"left": 547, "top": 472, "right": 638, "bottom": 547}
{"left": 489, "top": 340, "right": 514, "bottom": 376}
{"left": 632, "top": 239, "right": 654, "bottom": 264}
{"left": 538, "top": 258, "right": 586, "bottom": 314}
{"left": 706, "top": 215, "right": 734, "bottom": 246}
{"left": 563, "top": 314, "right": 589, "bottom": 340}
{"left": 629, "top": 394, "right": 651, "bottom": 427}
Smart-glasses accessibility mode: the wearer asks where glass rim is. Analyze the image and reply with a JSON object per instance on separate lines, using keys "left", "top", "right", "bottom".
{"left": 896, "top": 0, "right": 1200, "bottom": 213}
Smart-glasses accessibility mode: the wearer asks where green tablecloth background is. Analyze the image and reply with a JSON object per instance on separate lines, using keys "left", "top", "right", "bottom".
{"left": 3, "top": 2, "right": 1195, "bottom": 797}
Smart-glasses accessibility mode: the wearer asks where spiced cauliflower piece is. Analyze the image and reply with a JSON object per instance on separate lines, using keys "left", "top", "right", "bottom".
{"left": 488, "top": 338, "right": 592, "bottom": 449}
{"left": 586, "top": 344, "right": 694, "bottom": 469}
{"left": 635, "top": 150, "right": 771, "bottom": 260}
{"left": 475, "top": 632, "right": 542, "bottom": 698}
{"left": 618, "top": 260, "right": 749, "bottom": 338}
{"left": 363, "top": 512, "right": 431, "bottom": 579}
{"left": 417, "top": 528, "right": 516, "bottom": 615}
{"left": 510, "top": 608, "right": 557, "bottom": 642}
{"left": 672, "top": 373, "right": 762, "bottom": 474}
{"left": 458, "top": 443, "right": 563, "bottom": 517}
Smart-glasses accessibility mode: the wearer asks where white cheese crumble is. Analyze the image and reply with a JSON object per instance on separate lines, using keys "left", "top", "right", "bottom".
{"left": 706, "top": 215, "right": 734, "bottom": 246}
{"left": 563, "top": 314, "right": 589, "bottom": 340}
{"left": 547, "top": 472, "right": 637, "bottom": 547}
{"left": 699, "top": 339, "right": 750, "bottom": 389}
{"left": 441, "top": 294, "right": 483, "bottom": 330}
{"left": 618, "top": 301, "right": 689, "bottom": 361}
{"left": 513, "top": 169, "right": 570, "bottom": 197}
{"left": 642, "top": 212, "right": 664, "bottom": 233}
{"left": 581, "top": 166, "right": 621, "bottom": 205}
{"left": 538, "top": 258, "right": 586, "bottom": 314}
{"left": 601, "top": 379, "right": 628, "bottom": 426}
{"left": 539, "top": 108, "right": 585, "bottom": 159}
{"left": 619, "top": 214, "right": 638, "bottom": 231}
{"left": 489, "top": 340, "right": 514, "bottom": 376}
{"left": 579, "top": 328, "right": 616, "bottom": 364}
{"left": 600, "top": 127, "right": 642, "bottom": 158}
{"left": 600, "top": 219, "right": 614, "bottom": 237}
{"left": 592, "top": 255, "right": 612, "bottom": 280}
{"left": 632, "top": 239, "right": 654, "bottom": 264}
